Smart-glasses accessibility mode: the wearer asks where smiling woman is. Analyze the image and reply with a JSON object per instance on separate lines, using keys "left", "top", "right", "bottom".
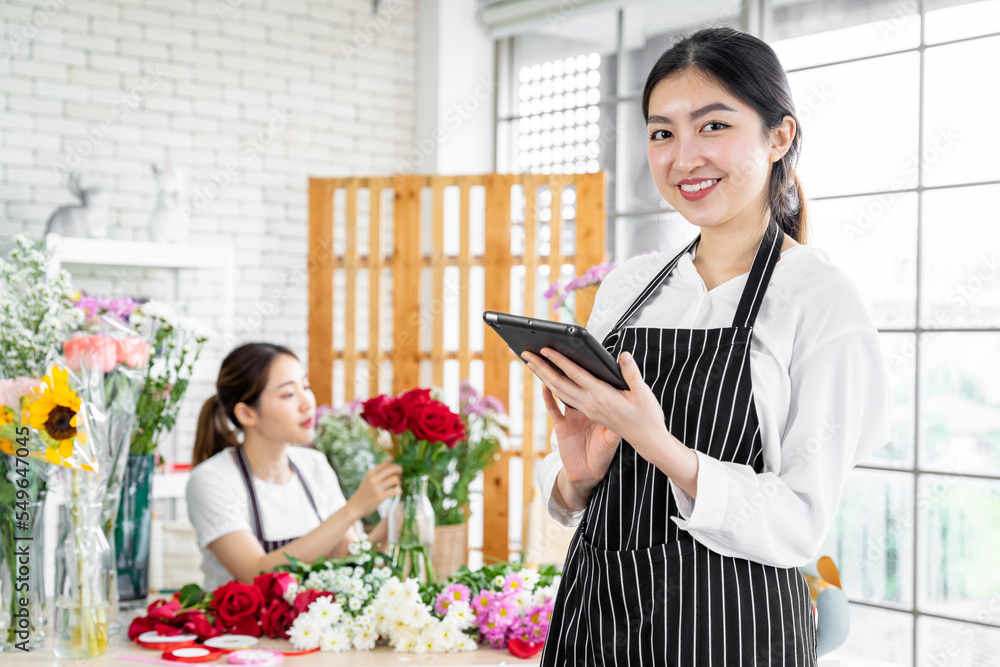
{"left": 185, "top": 343, "right": 403, "bottom": 589}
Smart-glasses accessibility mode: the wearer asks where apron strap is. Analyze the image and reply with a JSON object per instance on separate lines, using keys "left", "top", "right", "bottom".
{"left": 234, "top": 446, "right": 323, "bottom": 547}
{"left": 601, "top": 234, "right": 701, "bottom": 347}
{"left": 731, "top": 219, "right": 784, "bottom": 330}
{"left": 234, "top": 445, "right": 266, "bottom": 545}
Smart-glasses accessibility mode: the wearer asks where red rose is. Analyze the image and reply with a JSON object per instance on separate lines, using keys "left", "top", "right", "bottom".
{"left": 410, "top": 401, "right": 466, "bottom": 448}
{"left": 361, "top": 395, "right": 391, "bottom": 429}
{"left": 379, "top": 397, "right": 410, "bottom": 434}
{"left": 292, "top": 589, "right": 335, "bottom": 615}
{"left": 175, "top": 610, "right": 222, "bottom": 640}
{"left": 253, "top": 572, "right": 296, "bottom": 604}
{"left": 147, "top": 599, "right": 182, "bottom": 620}
{"left": 261, "top": 599, "right": 297, "bottom": 639}
{"left": 211, "top": 581, "right": 265, "bottom": 637}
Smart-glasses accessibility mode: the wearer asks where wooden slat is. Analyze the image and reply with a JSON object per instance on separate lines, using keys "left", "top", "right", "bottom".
{"left": 458, "top": 177, "right": 471, "bottom": 384}
{"left": 482, "top": 173, "right": 512, "bottom": 563}
{"left": 574, "top": 171, "right": 607, "bottom": 326}
{"left": 431, "top": 177, "right": 445, "bottom": 389}
{"left": 545, "top": 177, "right": 566, "bottom": 456}
{"left": 392, "top": 175, "right": 421, "bottom": 394}
{"left": 344, "top": 179, "right": 358, "bottom": 401}
{"left": 368, "top": 180, "right": 387, "bottom": 397}
{"left": 308, "top": 178, "right": 335, "bottom": 406}
{"left": 521, "top": 179, "right": 537, "bottom": 550}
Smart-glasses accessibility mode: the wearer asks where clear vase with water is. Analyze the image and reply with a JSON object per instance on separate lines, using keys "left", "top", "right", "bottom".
{"left": 53, "top": 470, "right": 111, "bottom": 659}
{"left": 387, "top": 475, "right": 437, "bottom": 583}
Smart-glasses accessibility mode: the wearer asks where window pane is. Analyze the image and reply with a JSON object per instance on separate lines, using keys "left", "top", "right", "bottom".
{"left": 923, "top": 37, "right": 1000, "bottom": 186}
{"left": 918, "top": 476, "right": 1000, "bottom": 622}
{"left": 925, "top": 0, "right": 1000, "bottom": 44}
{"left": 824, "top": 604, "right": 913, "bottom": 666}
{"left": 807, "top": 194, "right": 917, "bottom": 329}
{"left": 921, "top": 185, "right": 1000, "bottom": 329}
{"left": 513, "top": 10, "right": 617, "bottom": 119}
{"left": 621, "top": 0, "right": 742, "bottom": 96}
{"left": 787, "top": 53, "right": 920, "bottom": 199}
{"left": 767, "top": 0, "right": 920, "bottom": 43}
{"left": 820, "top": 469, "right": 914, "bottom": 607}
{"left": 874, "top": 333, "right": 917, "bottom": 469}
{"left": 919, "top": 334, "right": 1000, "bottom": 476}
{"left": 612, "top": 211, "right": 696, "bottom": 262}
{"left": 616, "top": 98, "right": 666, "bottom": 214}
{"left": 918, "top": 616, "right": 1000, "bottom": 667}
{"left": 771, "top": 4, "right": 920, "bottom": 71}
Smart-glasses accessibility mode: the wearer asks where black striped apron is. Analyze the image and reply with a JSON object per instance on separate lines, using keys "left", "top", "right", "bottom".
{"left": 541, "top": 219, "right": 818, "bottom": 666}
{"left": 233, "top": 446, "right": 323, "bottom": 553}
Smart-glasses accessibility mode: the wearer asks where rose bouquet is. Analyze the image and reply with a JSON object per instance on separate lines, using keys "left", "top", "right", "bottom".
{"left": 360, "top": 388, "right": 466, "bottom": 583}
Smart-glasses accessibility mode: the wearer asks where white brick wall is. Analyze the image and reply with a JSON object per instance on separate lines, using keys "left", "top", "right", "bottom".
{"left": 0, "top": 0, "right": 418, "bottom": 464}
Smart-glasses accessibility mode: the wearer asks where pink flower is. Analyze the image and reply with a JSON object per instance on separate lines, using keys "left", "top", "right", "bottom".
{"left": 502, "top": 573, "right": 525, "bottom": 595}
{"left": 63, "top": 334, "right": 119, "bottom": 373}
{"left": 434, "top": 593, "right": 452, "bottom": 616}
{"left": 116, "top": 337, "right": 152, "bottom": 369}
{"left": 472, "top": 589, "right": 497, "bottom": 619}
{"left": 0, "top": 378, "right": 42, "bottom": 410}
{"left": 444, "top": 583, "right": 471, "bottom": 603}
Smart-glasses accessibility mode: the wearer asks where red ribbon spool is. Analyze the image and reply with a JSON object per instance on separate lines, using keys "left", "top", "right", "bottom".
{"left": 162, "top": 645, "right": 226, "bottom": 663}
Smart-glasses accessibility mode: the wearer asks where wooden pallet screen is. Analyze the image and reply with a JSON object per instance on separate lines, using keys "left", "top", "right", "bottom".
{"left": 308, "top": 172, "right": 606, "bottom": 563}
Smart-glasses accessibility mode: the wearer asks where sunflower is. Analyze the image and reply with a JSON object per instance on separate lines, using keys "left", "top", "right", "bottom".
{"left": 25, "top": 366, "right": 84, "bottom": 466}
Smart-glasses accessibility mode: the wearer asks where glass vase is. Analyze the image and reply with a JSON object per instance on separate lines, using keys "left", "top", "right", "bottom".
{"left": 115, "top": 453, "right": 154, "bottom": 608}
{"left": 53, "top": 470, "right": 111, "bottom": 659}
{"left": 387, "top": 475, "right": 436, "bottom": 583}
{"left": 0, "top": 497, "right": 46, "bottom": 652}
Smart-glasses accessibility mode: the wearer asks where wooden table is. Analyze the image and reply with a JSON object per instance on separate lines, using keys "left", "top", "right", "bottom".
{"left": 7, "top": 633, "right": 542, "bottom": 666}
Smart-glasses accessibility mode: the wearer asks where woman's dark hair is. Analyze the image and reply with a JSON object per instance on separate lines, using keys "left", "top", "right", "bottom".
{"left": 192, "top": 342, "right": 298, "bottom": 467}
{"left": 642, "top": 26, "right": 808, "bottom": 245}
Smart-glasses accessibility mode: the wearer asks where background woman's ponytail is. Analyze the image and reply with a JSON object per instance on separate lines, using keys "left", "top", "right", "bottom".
{"left": 641, "top": 26, "right": 810, "bottom": 245}
{"left": 191, "top": 342, "right": 298, "bottom": 467}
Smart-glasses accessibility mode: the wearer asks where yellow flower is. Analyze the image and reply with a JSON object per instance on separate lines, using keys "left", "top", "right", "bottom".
{"left": 0, "top": 439, "right": 14, "bottom": 455}
{"left": 25, "top": 366, "right": 82, "bottom": 465}
{"left": 0, "top": 406, "right": 12, "bottom": 426}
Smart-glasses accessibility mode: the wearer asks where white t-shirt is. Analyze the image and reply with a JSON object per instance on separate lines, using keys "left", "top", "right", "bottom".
{"left": 186, "top": 445, "right": 351, "bottom": 589}
{"left": 536, "top": 239, "right": 893, "bottom": 569}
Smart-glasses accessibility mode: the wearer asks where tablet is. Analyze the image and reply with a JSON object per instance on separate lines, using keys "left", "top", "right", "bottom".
{"left": 483, "top": 311, "right": 628, "bottom": 411}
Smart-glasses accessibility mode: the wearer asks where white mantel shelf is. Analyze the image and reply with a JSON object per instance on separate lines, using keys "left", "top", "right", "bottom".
{"left": 40, "top": 233, "right": 237, "bottom": 339}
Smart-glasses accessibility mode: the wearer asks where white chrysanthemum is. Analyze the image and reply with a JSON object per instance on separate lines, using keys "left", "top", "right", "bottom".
{"left": 348, "top": 541, "right": 362, "bottom": 556}
{"left": 379, "top": 577, "right": 404, "bottom": 604}
{"left": 394, "top": 632, "right": 420, "bottom": 653}
{"left": 401, "top": 602, "right": 432, "bottom": 629}
{"left": 139, "top": 300, "right": 177, "bottom": 323}
{"left": 288, "top": 614, "right": 322, "bottom": 650}
{"left": 454, "top": 635, "right": 477, "bottom": 651}
{"left": 443, "top": 600, "right": 475, "bottom": 630}
{"left": 514, "top": 589, "right": 533, "bottom": 613}
{"left": 317, "top": 627, "right": 350, "bottom": 652}
{"left": 308, "top": 597, "right": 344, "bottom": 625}
{"left": 361, "top": 539, "right": 372, "bottom": 551}
{"left": 348, "top": 596, "right": 363, "bottom": 612}
{"left": 429, "top": 624, "right": 458, "bottom": 652}
{"left": 352, "top": 625, "right": 378, "bottom": 650}
{"left": 518, "top": 567, "right": 541, "bottom": 589}
{"left": 400, "top": 578, "right": 420, "bottom": 598}
{"left": 372, "top": 607, "right": 392, "bottom": 634}
{"left": 493, "top": 574, "right": 506, "bottom": 588}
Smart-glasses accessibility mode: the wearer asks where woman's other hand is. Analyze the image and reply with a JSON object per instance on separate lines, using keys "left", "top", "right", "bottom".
{"left": 348, "top": 460, "right": 402, "bottom": 519}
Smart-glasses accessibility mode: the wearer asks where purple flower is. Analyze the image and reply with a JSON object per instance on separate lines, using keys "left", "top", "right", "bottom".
{"left": 483, "top": 395, "right": 506, "bottom": 416}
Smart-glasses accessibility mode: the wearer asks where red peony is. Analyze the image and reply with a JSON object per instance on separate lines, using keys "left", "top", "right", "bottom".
{"left": 361, "top": 395, "right": 392, "bottom": 429}
{"left": 291, "top": 589, "right": 335, "bottom": 615}
{"left": 261, "top": 599, "right": 297, "bottom": 639}
{"left": 410, "top": 400, "right": 466, "bottom": 448}
{"left": 253, "top": 571, "right": 296, "bottom": 604}
{"left": 211, "top": 581, "right": 265, "bottom": 637}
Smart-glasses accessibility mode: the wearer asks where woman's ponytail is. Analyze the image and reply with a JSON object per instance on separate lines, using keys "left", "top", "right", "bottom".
{"left": 190, "top": 342, "right": 298, "bottom": 468}
{"left": 193, "top": 395, "right": 240, "bottom": 467}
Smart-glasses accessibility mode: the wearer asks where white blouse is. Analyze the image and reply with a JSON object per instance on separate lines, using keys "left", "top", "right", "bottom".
{"left": 535, "top": 238, "right": 893, "bottom": 569}
{"left": 186, "top": 445, "right": 352, "bottom": 589}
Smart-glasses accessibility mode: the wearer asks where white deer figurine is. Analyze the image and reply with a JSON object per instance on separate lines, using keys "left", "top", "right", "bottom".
{"left": 149, "top": 164, "right": 189, "bottom": 243}
{"left": 44, "top": 172, "right": 111, "bottom": 238}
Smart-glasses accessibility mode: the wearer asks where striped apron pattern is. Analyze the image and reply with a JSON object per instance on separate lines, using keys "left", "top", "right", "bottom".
{"left": 234, "top": 445, "right": 322, "bottom": 553}
{"left": 541, "top": 219, "right": 818, "bottom": 666}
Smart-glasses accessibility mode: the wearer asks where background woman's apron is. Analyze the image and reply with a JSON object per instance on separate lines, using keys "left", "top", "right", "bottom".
{"left": 234, "top": 445, "right": 323, "bottom": 552}
{"left": 541, "top": 221, "right": 818, "bottom": 666}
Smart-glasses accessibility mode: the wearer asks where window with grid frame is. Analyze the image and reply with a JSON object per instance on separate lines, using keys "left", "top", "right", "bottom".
{"left": 496, "top": 1, "right": 1000, "bottom": 664}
